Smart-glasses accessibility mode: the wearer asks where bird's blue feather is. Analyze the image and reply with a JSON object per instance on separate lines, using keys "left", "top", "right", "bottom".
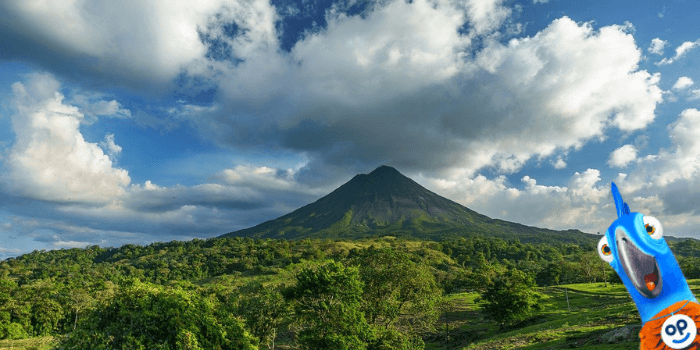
{"left": 600, "top": 182, "right": 696, "bottom": 323}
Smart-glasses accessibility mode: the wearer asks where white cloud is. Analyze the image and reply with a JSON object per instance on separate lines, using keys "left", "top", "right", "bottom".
{"left": 214, "top": 165, "right": 305, "bottom": 191}
{"left": 464, "top": 0, "right": 512, "bottom": 36}
{"left": 690, "top": 90, "right": 700, "bottom": 100}
{"left": 124, "top": 181, "right": 264, "bottom": 212}
{"left": 421, "top": 168, "right": 610, "bottom": 233}
{"left": 100, "top": 134, "right": 122, "bottom": 159}
{"left": 460, "top": 17, "right": 661, "bottom": 173}
{"left": 614, "top": 109, "right": 700, "bottom": 219}
{"left": 0, "top": 247, "right": 21, "bottom": 254}
{"left": 608, "top": 145, "right": 638, "bottom": 168}
{"left": 655, "top": 40, "right": 700, "bottom": 65}
{"left": 648, "top": 38, "right": 667, "bottom": 55}
{"left": 0, "top": 74, "right": 330, "bottom": 250}
{"left": 6, "top": 73, "right": 131, "bottom": 204}
{"left": 676, "top": 41, "right": 699, "bottom": 57}
{"left": 673, "top": 76, "right": 694, "bottom": 90}
{"left": 1, "top": 1, "right": 664, "bottom": 179}
{"left": 424, "top": 147, "right": 700, "bottom": 237}
{"left": 567, "top": 169, "right": 608, "bottom": 206}
{"left": 188, "top": 14, "right": 663, "bottom": 177}
{"left": 553, "top": 156, "right": 567, "bottom": 169}
{"left": 653, "top": 109, "right": 700, "bottom": 186}
{"left": 0, "top": 0, "right": 277, "bottom": 91}
{"left": 656, "top": 58, "right": 673, "bottom": 66}
{"left": 284, "top": 0, "right": 469, "bottom": 105}
{"left": 70, "top": 93, "right": 131, "bottom": 124}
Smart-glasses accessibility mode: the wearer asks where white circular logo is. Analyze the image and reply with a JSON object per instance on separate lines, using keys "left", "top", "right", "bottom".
{"left": 661, "top": 314, "right": 697, "bottom": 349}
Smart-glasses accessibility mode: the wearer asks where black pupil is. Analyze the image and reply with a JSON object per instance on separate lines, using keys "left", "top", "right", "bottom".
{"left": 603, "top": 246, "right": 610, "bottom": 254}
{"left": 646, "top": 225, "right": 654, "bottom": 233}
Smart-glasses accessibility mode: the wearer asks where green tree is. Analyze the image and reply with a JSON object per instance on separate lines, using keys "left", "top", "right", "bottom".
{"left": 31, "top": 297, "right": 63, "bottom": 336}
{"left": 679, "top": 257, "right": 700, "bottom": 279}
{"left": 352, "top": 247, "right": 441, "bottom": 347}
{"left": 237, "top": 281, "right": 288, "bottom": 349}
{"left": 578, "top": 252, "right": 598, "bottom": 283}
{"left": 54, "top": 279, "right": 258, "bottom": 350}
{"left": 471, "top": 259, "right": 505, "bottom": 289}
{"left": 0, "top": 321, "right": 28, "bottom": 340}
{"left": 478, "top": 268, "right": 542, "bottom": 329}
{"left": 283, "top": 261, "right": 373, "bottom": 350}
{"left": 536, "top": 262, "right": 562, "bottom": 287}
{"left": 66, "top": 288, "right": 95, "bottom": 331}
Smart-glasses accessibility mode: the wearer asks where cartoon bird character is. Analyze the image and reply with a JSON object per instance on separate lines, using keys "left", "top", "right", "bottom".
{"left": 598, "top": 182, "right": 700, "bottom": 349}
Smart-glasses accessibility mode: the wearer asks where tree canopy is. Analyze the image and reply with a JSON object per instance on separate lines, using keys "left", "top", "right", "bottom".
{"left": 55, "top": 279, "right": 258, "bottom": 350}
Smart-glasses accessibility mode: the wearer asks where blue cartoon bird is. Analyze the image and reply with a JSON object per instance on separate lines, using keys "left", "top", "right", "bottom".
{"left": 598, "top": 182, "right": 700, "bottom": 349}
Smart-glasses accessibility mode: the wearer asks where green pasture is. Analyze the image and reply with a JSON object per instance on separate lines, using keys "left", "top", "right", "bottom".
{"left": 425, "top": 280, "right": 671, "bottom": 350}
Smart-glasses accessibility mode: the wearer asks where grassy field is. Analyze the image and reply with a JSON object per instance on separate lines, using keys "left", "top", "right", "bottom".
{"left": 426, "top": 282, "right": 645, "bottom": 350}
{"left": 8, "top": 280, "right": 700, "bottom": 349}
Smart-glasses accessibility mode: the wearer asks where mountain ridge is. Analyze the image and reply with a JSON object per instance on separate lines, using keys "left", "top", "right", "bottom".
{"left": 221, "top": 165, "right": 597, "bottom": 244}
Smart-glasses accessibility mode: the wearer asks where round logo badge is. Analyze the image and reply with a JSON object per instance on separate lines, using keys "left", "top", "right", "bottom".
{"left": 661, "top": 314, "right": 697, "bottom": 349}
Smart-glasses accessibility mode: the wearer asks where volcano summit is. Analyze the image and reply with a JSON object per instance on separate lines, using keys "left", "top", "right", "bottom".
{"left": 221, "top": 165, "right": 594, "bottom": 244}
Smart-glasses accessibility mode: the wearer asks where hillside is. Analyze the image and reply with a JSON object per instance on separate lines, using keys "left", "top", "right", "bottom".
{"left": 222, "top": 165, "right": 598, "bottom": 245}
{"left": 5, "top": 236, "right": 700, "bottom": 349}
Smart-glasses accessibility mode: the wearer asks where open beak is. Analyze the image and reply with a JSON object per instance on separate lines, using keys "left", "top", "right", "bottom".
{"left": 616, "top": 229, "right": 662, "bottom": 298}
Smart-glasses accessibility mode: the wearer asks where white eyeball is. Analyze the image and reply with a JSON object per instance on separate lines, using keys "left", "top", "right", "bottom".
{"left": 598, "top": 236, "right": 613, "bottom": 263}
{"left": 643, "top": 216, "right": 664, "bottom": 240}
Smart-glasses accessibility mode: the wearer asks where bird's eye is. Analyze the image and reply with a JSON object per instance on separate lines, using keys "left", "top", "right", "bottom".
{"left": 642, "top": 216, "right": 663, "bottom": 240}
{"left": 598, "top": 236, "right": 614, "bottom": 263}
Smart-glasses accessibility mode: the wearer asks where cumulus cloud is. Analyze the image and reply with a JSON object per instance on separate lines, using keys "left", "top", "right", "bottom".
{"left": 673, "top": 76, "right": 694, "bottom": 90}
{"left": 552, "top": 156, "right": 567, "bottom": 169}
{"left": 655, "top": 40, "right": 700, "bottom": 65}
{"left": 648, "top": 38, "right": 667, "bottom": 55}
{"left": 420, "top": 168, "right": 610, "bottom": 233}
{"left": 283, "top": 0, "right": 469, "bottom": 103}
{"left": 611, "top": 109, "right": 700, "bottom": 219}
{"left": 464, "top": 0, "right": 511, "bottom": 36}
{"left": 0, "top": 74, "right": 331, "bottom": 251}
{"left": 608, "top": 145, "right": 637, "bottom": 168}
{"left": 459, "top": 18, "right": 661, "bottom": 173}
{"left": 0, "top": 0, "right": 273, "bottom": 91}
{"left": 422, "top": 150, "right": 700, "bottom": 237}
{"left": 0, "top": 0, "right": 664, "bottom": 179}
{"left": 184, "top": 13, "right": 662, "bottom": 177}
{"left": 5, "top": 73, "right": 131, "bottom": 203}
{"left": 651, "top": 109, "right": 700, "bottom": 186}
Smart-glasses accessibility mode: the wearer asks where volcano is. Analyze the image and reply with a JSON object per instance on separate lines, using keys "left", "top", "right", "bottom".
{"left": 220, "top": 165, "right": 595, "bottom": 244}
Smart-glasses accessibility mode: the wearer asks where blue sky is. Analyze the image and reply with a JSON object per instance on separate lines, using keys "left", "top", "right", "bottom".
{"left": 1, "top": 0, "right": 700, "bottom": 259}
